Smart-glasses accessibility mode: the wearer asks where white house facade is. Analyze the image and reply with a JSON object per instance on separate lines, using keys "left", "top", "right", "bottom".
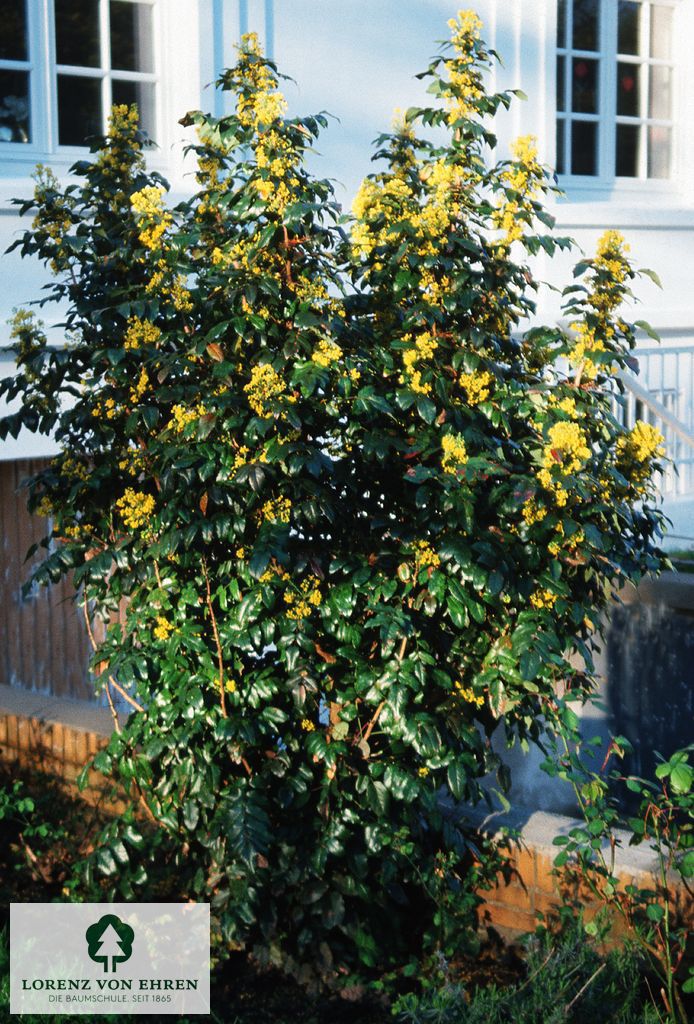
{"left": 1, "top": 0, "right": 693, "bottom": 695}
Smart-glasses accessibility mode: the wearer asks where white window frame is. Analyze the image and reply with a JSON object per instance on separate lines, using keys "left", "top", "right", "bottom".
{"left": 555, "top": 0, "right": 688, "bottom": 196}
{"left": 0, "top": 0, "right": 162, "bottom": 170}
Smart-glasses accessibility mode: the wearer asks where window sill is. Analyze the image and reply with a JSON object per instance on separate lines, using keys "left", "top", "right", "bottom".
{"left": 550, "top": 179, "right": 694, "bottom": 228}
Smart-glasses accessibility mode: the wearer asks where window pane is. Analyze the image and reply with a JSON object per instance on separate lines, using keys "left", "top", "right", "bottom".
{"left": 648, "top": 125, "right": 670, "bottom": 178}
{"left": 617, "top": 62, "right": 640, "bottom": 116}
{"left": 0, "top": 69, "right": 30, "bottom": 143}
{"left": 112, "top": 79, "right": 155, "bottom": 137}
{"left": 617, "top": 1, "right": 640, "bottom": 55}
{"left": 556, "top": 119, "right": 566, "bottom": 174}
{"left": 58, "top": 74, "right": 102, "bottom": 145}
{"left": 55, "top": 0, "right": 100, "bottom": 67}
{"left": 557, "top": 55, "right": 566, "bottom": 111}
{"left": 0, "top": 0, "right": 27, "bottom": 61}
{"left": 616, "top": 123, "right": 640, "bottom": 176}
{"left": 110, "top": 1, "right": 154, "bottom": 73}
{"left": 572, "top": 0, "right": 599, "bottom": 51}
{"left": 572, "top": 58, "right": 598, "bottom": 113}
{"left": 650, "top": 5, "right": 673, "bottom": 60}
{"left": 557, "top": 0, "right": 567, "bottom": 47}
{"left": 649, "top": 65, "right": 671, "bottom": 120}
{"left": 571, "top": 121, "right": 597, "bottom": 175}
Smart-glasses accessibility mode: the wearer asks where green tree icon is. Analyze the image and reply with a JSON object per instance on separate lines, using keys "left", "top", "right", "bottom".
{"left": 85, "top": 914, "right": 134, "bottom": 973}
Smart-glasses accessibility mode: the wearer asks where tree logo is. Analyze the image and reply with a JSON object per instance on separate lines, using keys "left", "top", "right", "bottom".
{"left": 85, "top": 914, "right": 135, "bottom": 973}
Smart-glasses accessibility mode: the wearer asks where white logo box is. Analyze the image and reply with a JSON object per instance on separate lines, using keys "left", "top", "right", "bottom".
{"left": 11, "top": 902, "right": 210, "bottom": 1016}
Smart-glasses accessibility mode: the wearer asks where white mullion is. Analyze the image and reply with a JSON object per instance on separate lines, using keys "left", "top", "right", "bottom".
{"left": 566, "top": 0, "right": 573, "bottom": 172}
{"left": 45, "top": 0, "right": 58, "bottom": 151}
{"left": 640, "top": 1, "right": 650, "bottom": 176}
{"left": 99, "top": 0, "right": 111, "bottom": 131}
{"left": 599, "top": 0, "right": 616, "bottom": 180}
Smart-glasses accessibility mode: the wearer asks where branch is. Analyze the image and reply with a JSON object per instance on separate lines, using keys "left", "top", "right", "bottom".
{"left": 201, "top": 559, "right": 227, "bottom": 718}
{"left": 82, "top": 595, "right": 144, "bottom": 713}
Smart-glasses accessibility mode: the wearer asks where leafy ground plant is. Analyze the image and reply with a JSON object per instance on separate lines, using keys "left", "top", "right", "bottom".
{"left": 394, "top": 919, "right": 661, "bottom": 1024}
{"left": 546, "top": 734, "right": 693, "bottom": 1023}
{"left": 0, "top": 10, "right": 667, "bottom": 986}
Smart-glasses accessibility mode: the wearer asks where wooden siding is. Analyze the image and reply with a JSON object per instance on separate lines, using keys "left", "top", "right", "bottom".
{"left": 0, "top": 459, "right": 93, "bottom": 701}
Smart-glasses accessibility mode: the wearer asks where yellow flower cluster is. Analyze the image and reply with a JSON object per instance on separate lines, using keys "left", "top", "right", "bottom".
{"left": 118, "top": 448, "right": 145, "bottom": 477}
{"left": 459, "top": 369, "right": 493, "bottom": 406}
{"left": 494, "top": 135, "right": 543, "bottom": 247}
{"left": 116, "top": 488, "right": 155, "bottom": 530}
{"left": 567, "top": 322, "right": 609, "bottom": 381}
{"left": 124, "top": 316, "right": 161, "bottom": 350}
{"left": 413, "top": 540, "right": 440, "bottom": 573}
{"left": 454, "top": 682, "right": 485, "bottom": 708}
{"left": 301, "top": 718, "right": 316, "bottom": 732}
{"left": 530, "top": 589, "right": 558, "bottom": 610}
{"left": 92, "top": 396, "right": 119, "bottom": 420}
{"left": 522, "top": 500, "right": 547, "bottom": 526}
{"left": 168, "top": 403, "right": 205, "bottom": 434}
{"left": 351, "top": 176, "right": 413, "bottom": 258}
{"left": 441, "top": 433, "right": 468, "bottom": 474}
{"left": 312, "top": 339, "right": 343, "bottom": 367}
{"left": 400, "top": 332, "right": 439, "bottom": 395}
{"left": 620, "top": 420, "right": 665, "bottom": 463}
{"left": 153, "top": 616, "right": 173, "bottom": 641}
{"left": 260, "top": 496, "right": 292, "bottom": 524}
{"left": 59, "top": 455, "right": 90, "bottom": 481}
{"left": 129, "top": 367, "right": 149, "bottom": 404}
{"left": 569, "top": 231, "right": 632, "bottom": 378}
{"left": 244, "top": 363, "right": 285, "bottom": 416}
{"left": 284, "top": 576, "right": 322, "bottom": 620}
{"left": 232, "top": 445, "right": 268, "bottom": 473}
{"left": 418, "top": 766, "right": 430, "bottom": 778}
{"left": 444, "top": 10, "right": 484, "bottom": 124}
{"left": 130, "top": 186, "right": 172, "bottom": 250}
{"left": 543, "top": 421, "right": 591, "bottom": 475}
{"left": 550, "top": 395, "right": 580, "bottom": 418}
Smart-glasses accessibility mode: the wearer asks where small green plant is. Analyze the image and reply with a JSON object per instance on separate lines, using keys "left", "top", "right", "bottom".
{"left": 546, "top": 737, "right": 693, "bottom": 1023}
{"left": 394, "top": 919, "right": 660, "bottom": 1023}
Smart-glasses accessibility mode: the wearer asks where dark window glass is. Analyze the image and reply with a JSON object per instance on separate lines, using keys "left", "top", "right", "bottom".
{"left": 618, "top": 1, "right": 640, "bottom": 54}
{"left": 572, "top": 0, "right": 599, "bottom": 51}
{"left": 648, "top": 125, "right": 670, "bottom": 178}
{"left": 556, "top": 119, "right": 565, "bottom": 174}
{"left": 557, "top": 55, "right": 566, "bottom": 111}
{"left": 572, "top": 57, "right": 598, "bottom": 113}
{"left": 617, "top": 62, "right": 640, "bottom": 116}
{"left": 112, "top": 79, "right": 155, "bottom": 137}
{"left": 571, "top": 121, "right": 597, "bottom": 175}
{"left": 0, "top": 0, "right": 27, "bottom": 60}
{"left": 616, "top": 123, "right": 639, "bottom": 175}
{"left": 0, "top": 69, "right": 30, "bottom": 143}
{"left": 58, "top": 74, "right": 102, "bottom": 144}
{"left": 55, "top": 0, "right": 100, "bottom": 67}
{"left": 110, "top": 1, "right": 154, "bottom": 72}
{"left": 557, "top": 0, "right": 567, "bottom": 47}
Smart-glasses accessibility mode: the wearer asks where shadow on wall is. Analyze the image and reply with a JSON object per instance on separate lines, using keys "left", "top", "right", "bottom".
{"left": 606, "top": 574, "right": 694, "bottom": 783}
{"left": 490, "top": 572, "right": 694, "bottom": 819}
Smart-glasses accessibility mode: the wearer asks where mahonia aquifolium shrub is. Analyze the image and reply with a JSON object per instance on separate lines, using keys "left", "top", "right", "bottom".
{"left": 1, "top": 12, "right": 667, "bottom": 986}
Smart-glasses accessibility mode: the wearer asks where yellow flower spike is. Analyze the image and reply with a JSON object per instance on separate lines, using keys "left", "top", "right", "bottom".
{"left": 441, "top": 433, "right": 468, "bottom": 475}
{"left": 301, "top": 718, "right": 315, "bottom": 732}
{"left": 311, "top": 339, "right": 343, "bottom": 368}
{"left": 244, "top": 363, "right": 285, "bottom": 417}
{"left": 116, "top": 488, "right": 155, "bottom": 530}
{"left": 459, "top": 370, "right": 493, "bottom": 406}
{"left": 153, "top": 616, "right": 173, "bottom": 641}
